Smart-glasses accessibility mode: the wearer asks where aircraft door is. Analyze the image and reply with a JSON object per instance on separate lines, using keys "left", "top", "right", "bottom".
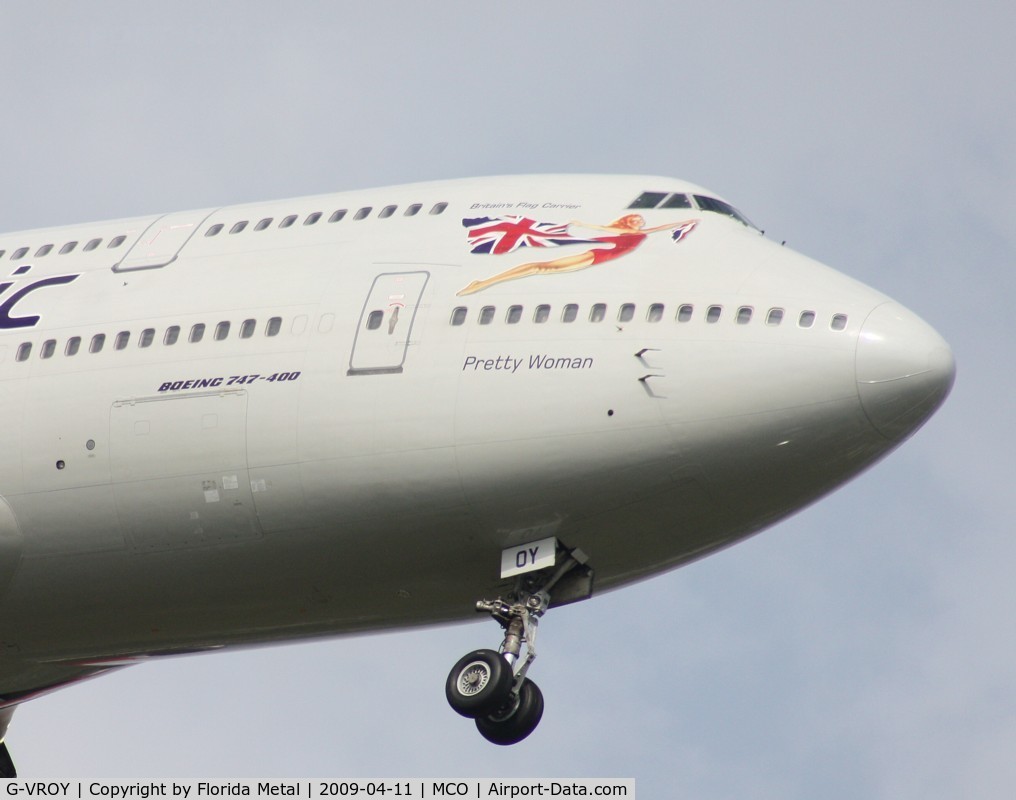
{"left": 109, "top": 390, "right": 261, "bottom": 552}
{"left": 347, "top": 271, "right": 430, "bottom": 375}
{"left": 113, "top": 209, "right": 218, "bottom": 272}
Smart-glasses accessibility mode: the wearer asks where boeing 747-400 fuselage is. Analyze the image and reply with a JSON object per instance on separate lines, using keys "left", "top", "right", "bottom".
{"left": 0, "top": 175, "right": 954, "bottom": 771}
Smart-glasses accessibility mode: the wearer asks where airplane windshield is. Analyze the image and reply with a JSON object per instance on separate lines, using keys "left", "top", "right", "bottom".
{"left": 626, "top": 190, "right": 758, "bottom": 230}
{"left": 693, "top": 195, "right": 758, "bottom": 230}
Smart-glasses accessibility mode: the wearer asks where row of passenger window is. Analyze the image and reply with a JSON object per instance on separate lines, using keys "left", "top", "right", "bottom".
{"left": 1, "top": 235, "right": 128, "bottom": 263}
{"left": 204, "top": 201, "right": 449, "bottom": 238}
{"left": 14, "top": 317, "right": 284, "bottom": 363}
{"left": 449, "top": 303, "right": 848, "bottom": 330}
{"left": 1, "top": 199, "right": 452, "bottom": 263}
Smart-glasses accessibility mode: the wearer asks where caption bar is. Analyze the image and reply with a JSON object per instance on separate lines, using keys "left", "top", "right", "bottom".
{"left": 1, "top": 782, "right": 633, "bottom": 799}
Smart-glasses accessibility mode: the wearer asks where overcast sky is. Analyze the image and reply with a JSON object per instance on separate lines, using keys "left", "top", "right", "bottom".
{"left": 1, "top": 1, "right": 1011, "bottom": 796}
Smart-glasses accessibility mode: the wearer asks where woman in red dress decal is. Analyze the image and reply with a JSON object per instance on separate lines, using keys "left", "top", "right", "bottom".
{"left": 457, "top": 214, "right": 697, "bottom": 296}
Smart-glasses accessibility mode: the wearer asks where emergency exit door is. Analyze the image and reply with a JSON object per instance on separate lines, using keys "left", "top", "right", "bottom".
{"left": 113, "top": 209, "right": 219, "bottom": 272}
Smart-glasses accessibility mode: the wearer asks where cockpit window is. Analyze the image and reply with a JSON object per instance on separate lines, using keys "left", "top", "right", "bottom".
{"left": 692, "top": 195, "right": 757, "bottom": 229}
{"left": 627, "top": 191, "right": 668, "bottom": 209}
{"left": 660, "top": 193, "right": 692, "bottom": 209}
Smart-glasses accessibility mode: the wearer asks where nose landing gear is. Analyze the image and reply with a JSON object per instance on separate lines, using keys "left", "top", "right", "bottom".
{"left": 445, "top": 546, "right": 589, "bottom": 745}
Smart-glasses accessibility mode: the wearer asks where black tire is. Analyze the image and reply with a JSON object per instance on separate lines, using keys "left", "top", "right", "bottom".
{"left": 445, "top": 649, "right": 513, "bottom": 718}
{"left": 475, "top": 678, "right": 544, "bottom": 745}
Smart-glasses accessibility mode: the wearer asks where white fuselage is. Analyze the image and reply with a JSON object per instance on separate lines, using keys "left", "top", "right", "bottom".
{"left": 0, "top": 175, "right": 954, "bottom": 702}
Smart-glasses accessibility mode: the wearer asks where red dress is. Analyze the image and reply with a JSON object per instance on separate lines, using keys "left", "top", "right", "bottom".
{"left": 586, "top": 232, "right": 647, "bottom": 265}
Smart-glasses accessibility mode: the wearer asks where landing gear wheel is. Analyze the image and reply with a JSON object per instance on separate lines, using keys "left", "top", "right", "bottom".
{"left": 445, "top": 649, "right": 513, "bottom": 718}
{"left": 476, "top": 679, "right": 544, "bottom": 745}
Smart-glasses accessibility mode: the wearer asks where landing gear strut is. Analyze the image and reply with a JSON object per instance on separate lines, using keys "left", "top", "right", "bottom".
{"left": 445, "top": 545, "right": 588, "bottom": 745}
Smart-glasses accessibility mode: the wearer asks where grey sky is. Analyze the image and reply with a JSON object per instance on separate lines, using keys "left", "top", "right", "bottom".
{"left": 1, "top": 1, "right": 1011, "bottom": 796}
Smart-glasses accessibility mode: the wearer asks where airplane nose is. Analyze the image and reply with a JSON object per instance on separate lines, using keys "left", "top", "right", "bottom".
{"left": 856, "top": 302, "right": 956, "bottom": 440}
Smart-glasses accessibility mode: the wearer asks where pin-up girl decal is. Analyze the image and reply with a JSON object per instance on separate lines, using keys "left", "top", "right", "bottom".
{"left": 457, "top": 214, "right": 698, "bottom": 296}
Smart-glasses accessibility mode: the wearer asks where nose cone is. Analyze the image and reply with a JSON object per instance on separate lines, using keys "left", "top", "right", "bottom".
{"left": 856, "top": 302, "right": 955, "bottom": 440}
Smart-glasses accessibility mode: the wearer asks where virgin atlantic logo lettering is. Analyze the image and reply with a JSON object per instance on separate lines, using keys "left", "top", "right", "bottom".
{"left": 0, "top": 266, "right": 80, "bottom": 329}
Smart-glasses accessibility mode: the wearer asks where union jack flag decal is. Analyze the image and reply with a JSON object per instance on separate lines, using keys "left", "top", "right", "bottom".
{"left": 671, "top": 221, "right": 698, "bottom": 243}
{"left": 462, "top": 216, "right": 593, "bottom": 255}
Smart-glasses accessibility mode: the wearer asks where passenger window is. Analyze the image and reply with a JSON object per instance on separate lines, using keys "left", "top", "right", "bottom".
{"left": 562, "top": 304, "right": 578, "bottom": 323}
{"left": 618, "top": 303, "right": 635, "bottom": 322}
{"left": 114, "top": 331, "right": 130, "bottom": 350}
{"left": 254, "top": 218, "right": 273, "bottom": 231}
{"left": 59, "top": 241, "right": 77, "bottom": 255}
{"left": 706, "top": 305, "right": 722, "bottom": 323}
{"left": 205, "top": 224, "right": 224, "bottom": 237}
{"left": 677, "top": 304, "right": 693, "bottom": 322}
{"left": 35, "top": 244, "right": 53, "bottom": 257}
{"left": 304, "top": 212, "right": 322, "bottom": 225}
{"left": 240, "top": 319, "right": 256, "bottom": 339}
{"left": 430, "top": 202, "right": 448, "bottom": 215}
{"left": 831, "top": 314, "right": 848, "bottom": 331}
{"left": 590, "top": 303, "right": 606, "bottom": 323}
{"left": 379, "top": 205, "right": 397, "bottom": 219}
{"left": 109, "top": 236, "right": 126, "bottom": 248}
{"left": 15, "top": 342, "right": 31, "bottom": 362}
{"left": 799, "top": 310, "right": 816, "bottom": 328}
{"left": 139, "top": 328, "right": 155, "bottom": 348}
{"left": 479, "top": 306, "right": 495, "bottom": 325}
{"left": 266, "top": 317, "right": 282, "bottom": 336}
{"left": 40, "top": 339, "right": 56, "bottom": 359}
{"left": 647, "top": 303, "right": 664, "bottom": 322}
{"left": 354, "top": 207, "right": 372, "bottom": 220}
{"left": 766, "top": 308, "right": 784, "bottom": 326}
{"left": 534, "top": 304, "right": 550, "bottom": 323}
{"left": 329, "top": 210, "right": 347, "bottom": 223}
{"left": 214, "top": 321, "right": 230, "bottom": 340}
{"left": 83, "top": 239, "right": 101, "bottom": 251}
{"left": 189, "top": 323, "right": 205, "bottom": 343}
{"left": 65, "top": 336, "right": 81, "bottom": 356}
{"left": 230, "top": 221, "right": 248, "bottom": 234}
{"left": 89, "top": 334, "right": 105, "bottom": 353}
{"left": 279, "top": 215, "right": 297, "bottom": 229}
{"left": 12, "top": 247, "right": 29, "bottom": 260}
{"left": 506, "top": 305, "right": 523, "bottom": 324}
{"left": 405, "top": 204, "right": 422, "bottom": 217}
{"left": 449, "top": 307, "right": 466, "bottom": 327}
{"left": 736, "top": 307, "right": 753, "bottom": 324}
{"left": 164, "top": 326, "right": 180, "bottom": 345}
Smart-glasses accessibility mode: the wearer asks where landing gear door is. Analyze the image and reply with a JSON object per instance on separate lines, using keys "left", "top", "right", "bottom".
{"left": 347, "top": 271, "right": 429, "bottom": 376}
